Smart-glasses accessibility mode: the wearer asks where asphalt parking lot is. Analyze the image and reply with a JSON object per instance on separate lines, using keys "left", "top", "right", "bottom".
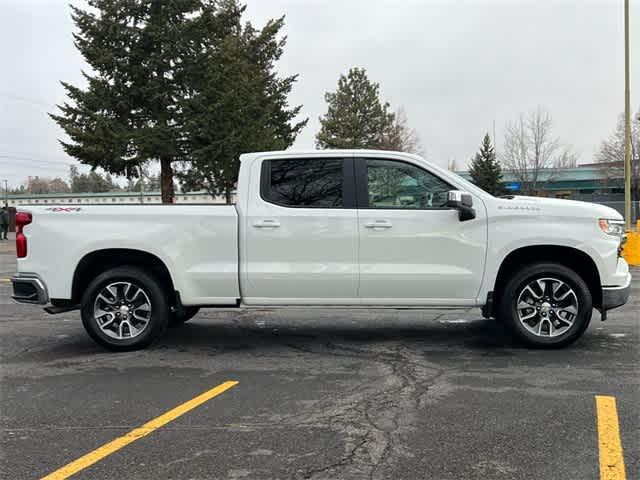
{"left": 1, "top": 238, "right": 638, "bottom": 480}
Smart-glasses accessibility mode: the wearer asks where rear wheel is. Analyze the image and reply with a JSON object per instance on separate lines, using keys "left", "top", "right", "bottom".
{"left": 496, "top": 262, "right": 592, "bottom": 348}
{"left": 80, "top": 266, "right": 169, "bottom": 351}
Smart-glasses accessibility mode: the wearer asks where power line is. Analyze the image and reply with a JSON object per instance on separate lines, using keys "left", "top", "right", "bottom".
{"left": 0, "top": 92, "right": 53, "bottom": 110}
{"left": 0, "top": 148, "right": 73, "bottom": 163}
{"left": 0, "top": 155, "right": 74, "bottom": 167}
{"left": 0, "top": 157, "right": 71, "bottom": 166}
{"left": 0, "top": 164, "right": 70, "bottom": 175}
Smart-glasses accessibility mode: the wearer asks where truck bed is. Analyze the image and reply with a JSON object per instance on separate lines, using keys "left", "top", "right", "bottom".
{"left": 16, "top": 205, "right": 240, "bottom": 305}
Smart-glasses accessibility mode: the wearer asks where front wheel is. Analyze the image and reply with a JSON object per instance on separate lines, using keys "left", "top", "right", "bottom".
{"left": 80, "top": 266, "right": 169, "bottom": 351}
{"left": 496, "top": 262, "right": 592, "bottom": 348}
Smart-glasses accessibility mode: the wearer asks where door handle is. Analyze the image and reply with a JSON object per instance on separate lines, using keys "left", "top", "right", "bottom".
{"left": 364, "top": 220, "right": 392, "bottom": 229}
{"left": 253, "top": 219, "right": 281, "bottom": 228}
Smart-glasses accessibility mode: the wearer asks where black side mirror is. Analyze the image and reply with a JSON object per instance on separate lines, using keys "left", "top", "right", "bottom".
{"left": 446, "top": 190, "right": 476, "bottom": 221}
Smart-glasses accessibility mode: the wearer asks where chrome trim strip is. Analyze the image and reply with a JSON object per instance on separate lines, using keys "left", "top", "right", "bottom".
{"left": 10, "top": 273, "right": 49, "bottom": 305}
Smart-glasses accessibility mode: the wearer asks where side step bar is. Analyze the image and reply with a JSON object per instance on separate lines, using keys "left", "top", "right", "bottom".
{"left": 44, "top": 304, "right": 79, "bottom": 315}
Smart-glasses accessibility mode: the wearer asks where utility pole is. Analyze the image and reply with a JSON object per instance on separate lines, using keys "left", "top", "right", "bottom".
{"left": 623, "top": 0, "right": 631, "bottom": 230}
{"left": 492, "top": 119, "right": 497, "bottom": 153}
{"left": 137, "top": 164, "right": 144, "bottom": 204}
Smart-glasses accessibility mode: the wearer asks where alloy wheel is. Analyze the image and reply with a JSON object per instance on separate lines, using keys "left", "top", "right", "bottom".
{"left": 516, "top": 277, "right": 579, "bottom": 338}
{"left": 93, "top": 282, "right": 152, "bottom": 340}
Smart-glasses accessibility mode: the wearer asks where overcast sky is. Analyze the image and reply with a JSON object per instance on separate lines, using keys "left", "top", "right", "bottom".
{"left": 1, "top": 0, "right": 638, "bottom": 187}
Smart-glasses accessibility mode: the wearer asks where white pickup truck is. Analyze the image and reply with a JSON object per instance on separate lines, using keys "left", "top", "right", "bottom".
{"left": 11, "top": 150, "right": 631, "bottom": 350}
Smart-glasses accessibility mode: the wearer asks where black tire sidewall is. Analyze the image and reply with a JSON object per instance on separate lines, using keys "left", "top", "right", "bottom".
{"left": 498, "top": 263, "right": 592, "bottom": 348}
{"left": 81, "top": 267, "right": 169, "bottom": 351}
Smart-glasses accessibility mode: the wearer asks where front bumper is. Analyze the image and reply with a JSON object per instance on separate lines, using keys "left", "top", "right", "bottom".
{"left": 601, "top": 272, "right": 632, "bottom": 312}
{"left": 10, "top": 273, "right": 49, "bottom": 305}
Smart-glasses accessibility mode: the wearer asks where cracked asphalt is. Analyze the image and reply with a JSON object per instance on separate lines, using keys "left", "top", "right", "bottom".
{"left": 1, "top": 240, "right": 638, "bottom": 480}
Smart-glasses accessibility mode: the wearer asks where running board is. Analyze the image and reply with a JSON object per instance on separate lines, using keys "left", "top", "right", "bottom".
{"left": 44, "top": 305, "right": 79, "bottom": 315}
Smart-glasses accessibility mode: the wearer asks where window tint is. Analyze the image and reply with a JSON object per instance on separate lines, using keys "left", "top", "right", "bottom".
{"left": 263, "top": 158, "right": 344, "bottom": 207}
{"left": 366, "top": 159, "right": 450, "bottom": 209}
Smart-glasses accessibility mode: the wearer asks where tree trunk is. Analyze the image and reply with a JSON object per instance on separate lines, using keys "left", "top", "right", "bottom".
{"left": 160, "top": 157, "right": 174, "bottom": 204}
{"left": 225, "top": 188, "right": 232, "bottom": 204}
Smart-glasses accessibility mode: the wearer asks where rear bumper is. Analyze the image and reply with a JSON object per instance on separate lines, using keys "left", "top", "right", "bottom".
{"left": 10, "top": 273, "right": 49, "bottom": 305}
{"left": 601, "top": 273, "right": 632, "bottom": 312}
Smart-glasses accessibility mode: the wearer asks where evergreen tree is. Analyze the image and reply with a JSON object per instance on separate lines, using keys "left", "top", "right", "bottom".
{"left": 176, "top": 0, "right": 306, "bottom": 203}
{"left": 470, "top": 133, "right": 503, "bottom": 195}
{"left": 51, "top": 0, "right": 211, "bottom": 203}
{"left": 316, "top": 68, "right": 394, "bottom": 149}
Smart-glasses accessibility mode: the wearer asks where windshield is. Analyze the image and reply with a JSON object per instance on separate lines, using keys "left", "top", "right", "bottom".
{"left": 450, "top": 171, "right": 495, "bottom": 198}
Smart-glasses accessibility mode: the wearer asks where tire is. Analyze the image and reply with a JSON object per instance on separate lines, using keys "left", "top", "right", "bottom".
{"left": 496, "top": 262, "right": 592, "bottom": 348}
{"left": 169, "top": 306, "right": 200, "bottom": 326}
{"left": 80, "top": 266, "right": 169, "bottom": 351}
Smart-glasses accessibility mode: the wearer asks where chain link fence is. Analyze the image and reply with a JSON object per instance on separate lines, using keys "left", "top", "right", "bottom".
{"left": 571, "top": 194, "right": 639, "bottom": 226}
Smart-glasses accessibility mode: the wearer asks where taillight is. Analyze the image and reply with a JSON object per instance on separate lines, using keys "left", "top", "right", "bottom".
{"left": 15, "top": 212, "right": 32, "bottom": 259}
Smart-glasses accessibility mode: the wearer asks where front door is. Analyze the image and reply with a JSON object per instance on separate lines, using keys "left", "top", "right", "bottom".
{"left": 356, "top": 157, "right": 487, "bottom": 305}
{"left": 242, "top": 156, "right": 359, "bottom": 305}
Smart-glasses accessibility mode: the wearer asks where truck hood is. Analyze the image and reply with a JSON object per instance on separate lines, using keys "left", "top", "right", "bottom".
{"left": 498, "top": 195, "right": 623, "bottom": 220}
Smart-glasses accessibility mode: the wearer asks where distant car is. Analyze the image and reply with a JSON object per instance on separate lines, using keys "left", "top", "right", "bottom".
{"left": 11, "top": 150, "right": 631, "bottom": 350}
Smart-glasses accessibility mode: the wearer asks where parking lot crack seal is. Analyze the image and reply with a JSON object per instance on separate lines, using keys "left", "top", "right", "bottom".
{"left": 284, "top": 340, "right": 448, "bottom": 480}
{"left": 302, "top": 435, "right": 370, "bottom": 479}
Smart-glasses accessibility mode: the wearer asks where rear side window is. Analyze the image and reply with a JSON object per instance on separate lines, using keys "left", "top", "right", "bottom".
{"left": 261, "top": 158, "right": 345, "bottom": 208}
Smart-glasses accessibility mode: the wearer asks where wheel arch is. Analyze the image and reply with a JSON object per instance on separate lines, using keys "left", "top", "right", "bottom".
{"left": 72, "top": 249, "right": 176, "bottom": 304}
{"left": 492, "top": 245, "right": 602, "bottom": 311}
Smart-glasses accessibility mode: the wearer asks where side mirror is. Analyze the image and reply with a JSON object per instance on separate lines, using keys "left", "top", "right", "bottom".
{"left": 446, "top": 190, "right": 476, "bottom": 221}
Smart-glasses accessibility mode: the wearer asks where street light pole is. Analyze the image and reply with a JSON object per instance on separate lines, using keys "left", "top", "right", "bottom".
{"left": 137, "top": 164, "right": 144, "bottom": 204}
{"left": 3, "top": 179, "right": 7, "bottom": 207}
{"left": 623, "top": 0, "right": 631, "bottom": 230}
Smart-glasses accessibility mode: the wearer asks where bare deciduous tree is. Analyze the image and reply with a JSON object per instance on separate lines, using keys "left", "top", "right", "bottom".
{"left": 595, "top": 109, "right": 640, "bottom": 200}
{"left": 380, "top": 108, "right": 423, "bottom": 155}
{"left": 23, "top": 176, "right": 71, "bottom": 194}
{"left": 501, "top": 108, "right": 576, "bottom": 194}
{"left": 596, "top": 109, "right": 639, "bottom": 164}
{"left": 555, "top": 148, "right": 578, "bottom": 169}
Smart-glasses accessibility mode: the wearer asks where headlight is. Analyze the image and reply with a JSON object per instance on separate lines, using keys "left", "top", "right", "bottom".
{"left": 598, "top": 218, "right": 625, "bottom": 237}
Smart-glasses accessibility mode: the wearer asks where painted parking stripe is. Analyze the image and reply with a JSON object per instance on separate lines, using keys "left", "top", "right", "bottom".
{"left": 595, "top": 395, "right": 627, "bottom": 480}
{"left": 40, "top": 380, "right": 239, "bottom": 480}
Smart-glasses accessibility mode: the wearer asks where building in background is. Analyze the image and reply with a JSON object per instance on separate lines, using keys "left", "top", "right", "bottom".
{"left": 458, "top": 162, "right": 624, "bottom": 199}
{"left": 460, "top": 161, "right": 638, "bottom": 222}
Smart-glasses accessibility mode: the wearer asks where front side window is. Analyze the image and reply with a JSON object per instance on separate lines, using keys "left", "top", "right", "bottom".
{"left": 365, "top": 159, "right": 450, "bottom": 209}
{"left": 262, "top": 158, "right": 344, "bottom": 208}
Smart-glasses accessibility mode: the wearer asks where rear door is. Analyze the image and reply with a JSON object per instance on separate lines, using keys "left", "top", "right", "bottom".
{"left": 356, "top": 157, "right": 487, "bottom": 305}
{"left": 242, "top": 155, "right": 359, "bottom": 305}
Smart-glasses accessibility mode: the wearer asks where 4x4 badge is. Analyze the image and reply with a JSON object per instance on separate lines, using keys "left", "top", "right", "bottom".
{"left": 45, "top": 207, "right": 82, "bottom": 212}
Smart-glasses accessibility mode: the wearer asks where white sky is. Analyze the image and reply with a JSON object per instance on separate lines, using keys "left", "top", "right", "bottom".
{"left": 1, "top": 0, "right": 638, "bottom": 187}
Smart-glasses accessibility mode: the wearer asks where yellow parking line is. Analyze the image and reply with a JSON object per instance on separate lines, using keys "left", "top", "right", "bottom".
{"left": 40, "top": 380, "right": 239, "bottom": 480}
{"left": 595, "top": 395, "right": 627, "bottom": 480}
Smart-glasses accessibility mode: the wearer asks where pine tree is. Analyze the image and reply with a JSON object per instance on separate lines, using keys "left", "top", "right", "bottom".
{"left": 176, "top": 0, "right": 306, "bottom": 203}
{"left": 470, "top": 133, "right": 503, "bottom": 195}
{"left": 51, "top": 0, "right": 214, "bottom": 203}
{"left": 316, "top": 68, "right": 394, "bottom": 149}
